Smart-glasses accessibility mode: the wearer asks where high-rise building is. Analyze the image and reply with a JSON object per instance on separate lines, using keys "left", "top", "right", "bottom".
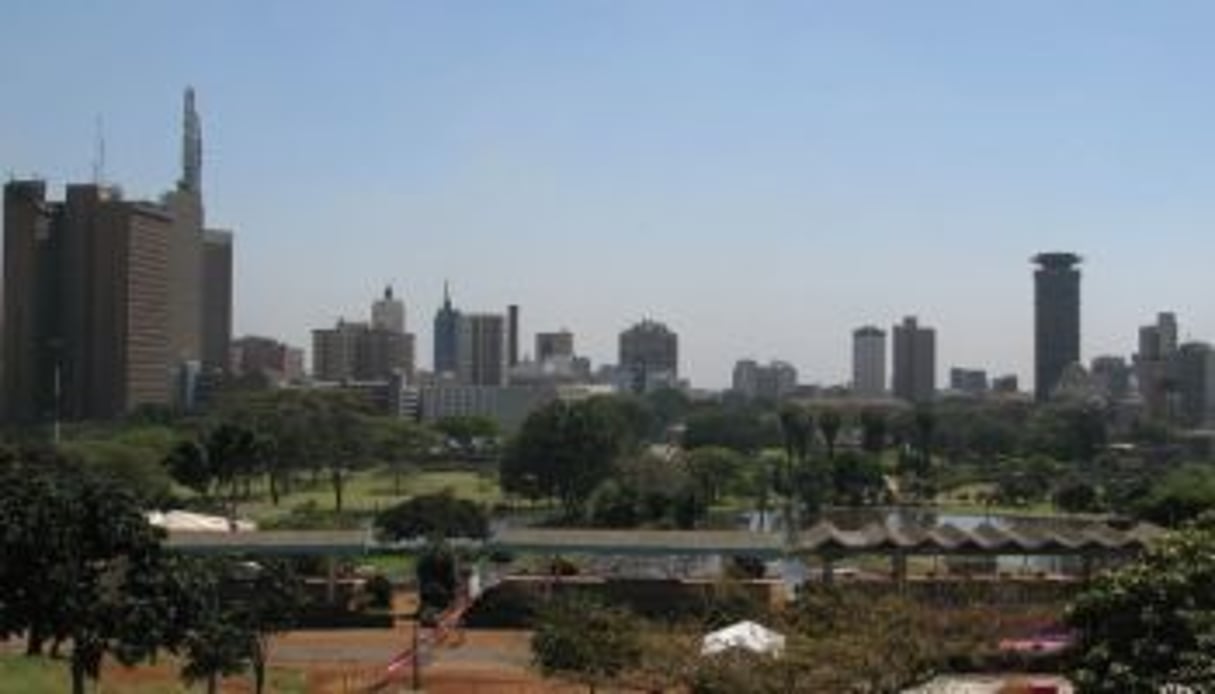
{"left": 372, "top": 285, "right": 405, "bottom": 333}
{"left": 2, "top": 182, "right": 175, "bottom": 422}
{"left": 433, "top": 282, "right": 460, "bottom": 376}
{"left": 892, "top": 316, "right": 935, "bottom": 404}
{"left": 1, "top": 88, "right": 231, "bottom": 423}
{"left": 619, "top": 319, "right": 678, "bottom": 393}
{"left": 457, "top": 313, "right": 508, "bottom": 386}
{"left": 508, "top": 304, "right": 520, "bottom": 367}
{"left": 851, "top": 326, "right": 887, "bottom": 398}
{"left": 201, "top": 229, "right": 232, "bottom": 373}
{"left": 949, "top": 368, "right": 988, "bottom": 396}
{"left": 732, "top": 359, "right": 797, "bottom": 401}
{"left": 992, "top": 374, "right": 1020, "bottom": 394}
{"left": 536, "top": 330, "right": 575, "bottom": 362}
{"left": 1090, "top": 355, "right": 1131, "bottom": 402}
{"left": 1175, "top": 342, "right": 1215, "bottom": 428}
{"left": 231, "top": 335, "right": 304, "bottom": 384}
{"left": 312, "top": 319, "right": 414, "bottom": 382}
{"left": 1033, "top": 252, "right": 1082, "bottom": 401}
{"left": 1135, "top": 312, "right": 1181, "bottom": 419}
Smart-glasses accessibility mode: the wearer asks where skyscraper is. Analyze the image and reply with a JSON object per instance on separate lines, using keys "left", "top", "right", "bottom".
{"left": 619, "top": 319, "right": 678, "bottom": 393}
{"left": 372, "top": 285, "right": 405, "bottom": 333}
{"left": 536, "top": 330, "right": 574, "bottom": 362}
{"left": 200, "top": 229, "right": 232, "bottom": 373}
{"left": 312, "top": 319, "right": 413, "bottom": 382}
{"left": 1033, "top": 252, "right": 1081, "bottom": 402}
{"left": 1176, "top": 342, "right": 1215, "bottom": 428}
{"left": 732, "top": 359, "right": 797, "bottom": 401}
{"left": 2, "top": 182, "right": 175, "bottom": 422}
{"left": 457, "top": 313, "right": 507, "bottom": 386}
{"left": 166, "top": 87, "right": 205, "bottom": 370}
{"left": 851, "top": 326, "right": 887, "bottom": 398}
{"left": 433, "top": 282, "right": 460, "bottom": 376}
{"left": 507, "top": 304, "right": 519, "bottom": 367}
{"left": 1135, "top": 312, "right": 1180, "bottom": 419}
{"left": 892, "top": 316, "right": 935, "bottom": 404}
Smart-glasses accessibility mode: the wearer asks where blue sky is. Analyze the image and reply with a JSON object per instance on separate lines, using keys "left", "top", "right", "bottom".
{"left": 3, "top": 1, "right": 1214, "bottom": 388}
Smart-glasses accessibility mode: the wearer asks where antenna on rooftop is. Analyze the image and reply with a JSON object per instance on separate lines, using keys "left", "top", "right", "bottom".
{"left": 91, "top": 115, "right": 107, "bottom": 185}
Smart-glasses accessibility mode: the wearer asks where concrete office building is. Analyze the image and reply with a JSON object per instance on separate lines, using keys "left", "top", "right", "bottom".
{"left": 433, "top": 282, "right": 460, "bottom": 376}
{"left": 992, "top": 375, "right": 1020, "bottom": 394}
{"left": 536, "top": 330, "right": 575, "bottom": 362}
{"left": 732, "top": 359, "right": 797, "bottom": 401}
{"left": 1175, "top": 342, "right": 1215, "bottom": 428}
{"left": 949, "top": 368, "right": 988, "bottom": 396}
{"left": 892, "top": 316, "right": 936, "bottom": 404}
{"left": 619, "top": 319, "right": 678, "bottom": 393}
{"left": 508, "top": 304, "right": 520, "bottom": 368}
{"left": 1090, "top": 355, "right": 1132, "bottom": 402}
{"left": 1135, "top": 312, "right": 1181, "bottom": 419}
{"left": 312, "top": 320, "right": 414, "bottom": 383}
{"left": 458, "top": 313, "right": 508, "bottom": 386}
{"left": 371, "top": 285, "right": 405, "bottom": 333}
{"left": 852, "top": 326, "right": 887, "bottom": 398}
{"left": 230, "top": 336, "right": 304, "bottom": 384}
{"left": 2, "top": 182, "right": 175, "bottom": 422}
{"left": 201, "top": 230, "right": 232, "bottom": 373}
{"left": 1033, "top": 253, "right": 1082, "bottom": 402}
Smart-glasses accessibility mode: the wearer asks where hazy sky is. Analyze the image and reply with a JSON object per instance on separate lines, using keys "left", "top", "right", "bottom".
{"left": 3, "top": 1, "right": 1214, "bottom": 388}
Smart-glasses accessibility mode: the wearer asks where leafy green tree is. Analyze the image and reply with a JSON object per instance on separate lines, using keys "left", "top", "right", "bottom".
{"left": 1027, "top": 402, "right": 1107, "bottom": 462}
{"left": 1135, "top": 465, "right": 1215, "bottom": 526}
{"left": 164, "top": 439, "right": 212, "bottom": 496}
{"left": 1067, "top": 517, "right": 1215, "bottom": 691}
{"left": 501, "top": 399, "right": 638, "bottom": 517}
{"left": 859, "top": 408, "right": 887, "bottom": 454}
{"left": 374, "top": 418, "right": 438, "bottom": 495}
{"left": 0, "top": 449, "right": 190, "bottom": 694}
{"left": 532, "top": 595, "right": 644, "bottom": 692}
{"left": 685, "top": 446, "right": 745, "bottom": 506}
{"left": 684, "top": 405, "right": 782, "bottom": 454}
{"left": 1054, "top": 478, "right": 1102, "bottom": 513}
{"left": 376, "top": 491, "right": 489, "bottom": 540}
{"left": 831, "top": 451, "right": 885, "bottom": 506}
{"left": 817, "top": 409, "right": 842, "bottom": 460}
{"left": 645, "top": 387, "right": 691, "bottom": 438}
{"left": 416, "top": 541, "right": 459, "bottom": 616}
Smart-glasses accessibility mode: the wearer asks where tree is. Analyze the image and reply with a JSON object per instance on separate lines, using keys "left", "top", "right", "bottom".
{"left": 684, "top": 405, "right": 782, "bottom": 454}
{"left": 435, "top": 415, "right": 499, "bottom": 453}
{"left": 831, "top": 451, "right": 885, "bottom": 506}
{"left": 376, "top": 491, "right": 489, "bottom": 540}
{"left": 375, "top": 419, "right": 438, "bottom": 495}
{"left": 532, "top": 595, "right": 644, "bottom": 692}
{"left": 817, "top": 409, "right": 842, "bottom": 460}
{"left": 1054, "top": 479, "right": 1102, "bottom": 513}
{"left": 859, "top": 408, "right": 887, "bottom": 454}
{"left": 685, "top": 446, "right": 745, "bottom": 506}
{"left": 164, "top": 439, "right": 212, "bottom": 496}
{"left": 1067, "top": 517, "right": 1215, "bottom": 691}
{"left": 778, "top": 405, "right": 815, "bottom": 531}
{"left": 179, "top": 558, "right": 303, "bottom": 694}
{"left": 501, "top": 399, "right": 638, "bottom": 517}
{"left": 1135, "top": 465, "right": 1215, "bottom": 527}
{"left": 416, "top": 542, "right": 459, "bottom": 617}
{"left": 0, "top": 449, "right": 191, "bottom": 694}
{"left": 1027, "top": 402, "right": 1107, "bottom": 462}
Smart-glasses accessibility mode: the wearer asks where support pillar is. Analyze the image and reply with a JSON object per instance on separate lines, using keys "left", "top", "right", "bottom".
{"left": 892, "top": 553, "right": 908, "bottom": 593}
{"left": 325, "top": 556, "right": 337, "bottom": 604}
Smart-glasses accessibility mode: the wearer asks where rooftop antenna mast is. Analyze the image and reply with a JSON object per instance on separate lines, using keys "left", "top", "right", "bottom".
{"left": 91, "top": 115, "right": 107, "bottom": 185}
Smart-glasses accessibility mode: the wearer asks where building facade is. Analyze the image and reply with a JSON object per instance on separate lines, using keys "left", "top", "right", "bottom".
{"left": 1090, "top": 355, "right": 1131, "bottom": 402}
{"left": 536, "top": 330, "right": 575, "bottom": 362}
{"left": 851, "top": 326, "right": 887, "bottom": 398}
{"left": 892, "top": 316, "right": 936, "bottom": 404}
{"left": 949, "top": 368, "right": 988, "bottom": 396}
{"left": 732, "top": 359, "right": 797, "bottom": 401}
{"left": 1033, "top": 252, "right": 1082, "bottom": 402}
{"left": 371, "top": 285, "right": 405, "bottom": 333}
{"left": 619, "top": 319, "right": 678, "bottom": 393}
{"left": 432, "top": 282, "right": 460, "bottom": 376}
{"left": 201, "top": 229, "right": 232, "bottom": 373}
{"left": 312, "top": 320, "right": 413, "bottom": 382}
{"left": 231, "top": 335, "right": 304, "bottom": 384}
{"left": 1175, "top": 342, "right": 1215, "bottom": 428}
{"left": 1135, "top": 312, "right": 1181, "bottom": 419}
{"left": 457, "top": 313, "right": 508, "bottom": 386}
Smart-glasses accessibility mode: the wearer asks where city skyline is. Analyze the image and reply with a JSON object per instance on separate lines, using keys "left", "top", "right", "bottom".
{"left": 4, "top": 3, "right": 1215, "bottom": 388}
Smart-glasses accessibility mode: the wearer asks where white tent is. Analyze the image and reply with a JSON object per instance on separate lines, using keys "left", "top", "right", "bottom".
{"left": 146, "top": 510, "right": 256, "bottom": 533}
{"left": 701, "top": 620, "right": 786, "bottom": 656}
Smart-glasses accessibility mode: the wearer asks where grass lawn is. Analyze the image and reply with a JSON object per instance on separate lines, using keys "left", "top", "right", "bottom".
{"left": 0, "top": 654, "right": 306, "bottom": 693}
{"left": 232, "top": 466, "right": 502, "bottom": 527}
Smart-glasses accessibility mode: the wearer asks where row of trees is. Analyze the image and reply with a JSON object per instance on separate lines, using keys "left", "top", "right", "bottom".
{"left": 0, "top": 448, "right": 302, "bottom": 693}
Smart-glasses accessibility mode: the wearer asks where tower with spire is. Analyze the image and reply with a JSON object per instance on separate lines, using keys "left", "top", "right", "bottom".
{"left": 433, "top": 281, "right": 461, "bottom": 375}
{"left": 371, "top": 284, "right": 405, "bottom": 333}
{"left": 180, "top": 87, "right": 202, "bottom": 194}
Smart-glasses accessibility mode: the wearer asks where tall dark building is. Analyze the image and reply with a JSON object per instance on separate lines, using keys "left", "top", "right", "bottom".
{"left": 432, "top": 282, "right": 460, "bottom": 375}
{"left": 619, "top": 319, "right": 678, "bottom": 392}
{"left": 507, "top": 304, "right": 519, "bottom": 367}
{"left": 458, "top": 313, "right": 508, "bottom": 386}
{"left": 892, "top": 316, "right": 935, "bottom": 404}
{"left": 2, "top": 182, "right": 174, "bottom": 423}
{"left": 1033, "top": 252, "right": 1082, "bottom": 402}
{"left": 536, "top": 330, "right": 574, "bottom": 362}
{"left": 201, "top": 230, "right": 232, "bottom": 373}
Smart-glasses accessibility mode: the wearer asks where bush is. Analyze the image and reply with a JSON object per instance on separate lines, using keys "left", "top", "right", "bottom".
{"left": 363, "top": 574, "right": 393, "bottom": 610}
{"left": 376, "top": 491, "right": 488, "bottom": 540}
